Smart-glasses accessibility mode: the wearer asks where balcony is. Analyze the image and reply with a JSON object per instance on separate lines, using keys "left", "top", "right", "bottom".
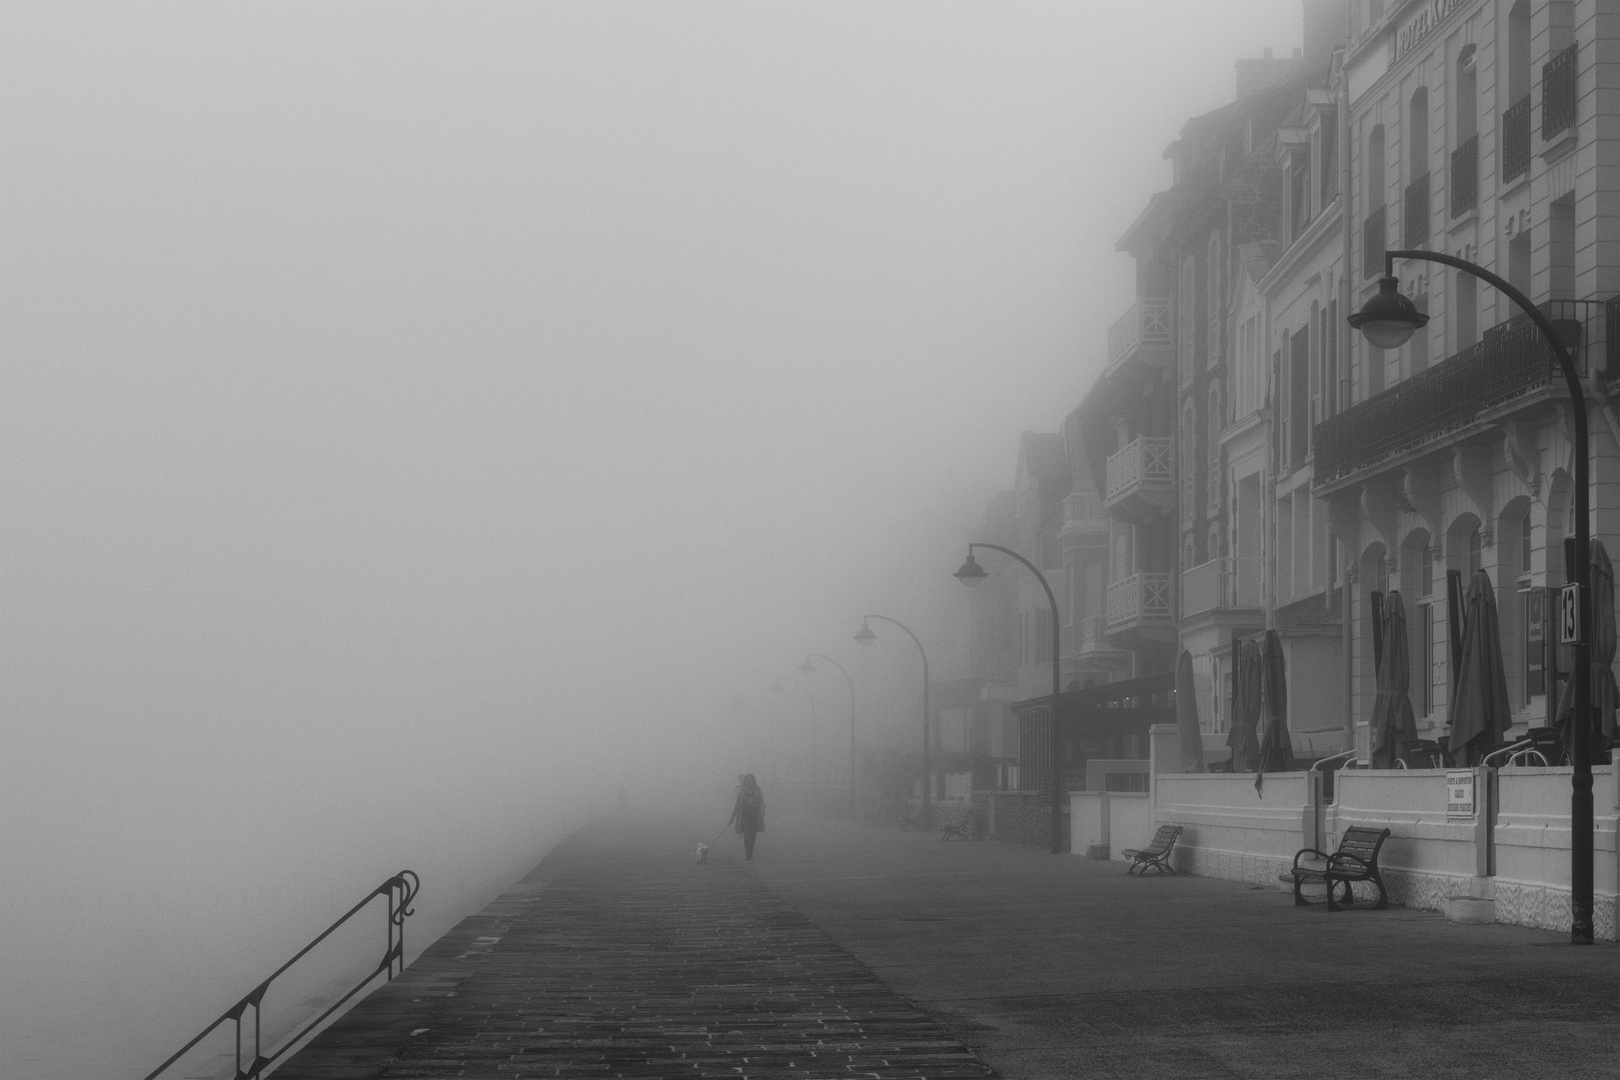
{"left": 1061, "top": 491, "right": 1107, "bottom": 536}
{"left": 1074, "top": 614, "right": 1121, "bottom": 658}
{"left": 1107, "top": 573, "right": 1175, "bottom": 640}
{"left": 1105, "top": 297, "right": 1174, "bottom": 377}
{"left": 1503, "top": 95, "right": 1530, "bottom": 183}
{"left": 1314, "top": 300, "right": 1605, "bottom": 486}
{"left": 1451, "top": 135, "right": 1478, "bottom": 216}
{"left": 1362, "top": 206, "right": 1386, "bottom": 279}
{"left": 1543, "top": 43, "right": 1577, "bottom": 140}
{"left": 1104, "top": 436, "right": 1175, "bottom": 523}
{"left": 1180, "top": 558, "right": 1266, "bottom": 619}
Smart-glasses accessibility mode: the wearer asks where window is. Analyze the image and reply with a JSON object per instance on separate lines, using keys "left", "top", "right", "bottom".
{"left": 1468, "top": 527, "right": 1482, "bottom": 576}
{"left": 1420, "top": 603, "right": 1434, "bottom": 715}
{"left": 1522, "top": 515, "right": 1533, "bottom": 573}
{"left": 1319, "top": 107, "right": 1339, "bottom": 206}
{"left": 1422, "top": 546, "right": 1435, "bottom": 596}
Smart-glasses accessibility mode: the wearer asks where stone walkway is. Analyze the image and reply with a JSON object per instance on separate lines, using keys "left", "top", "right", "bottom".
{"left": 272, "top": 816, "right": 993, "bottom": 1078}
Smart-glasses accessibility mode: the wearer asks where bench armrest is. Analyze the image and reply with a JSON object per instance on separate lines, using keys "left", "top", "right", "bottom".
{"left": 1291, "top": 848, "right": 1331, "bottom": 870}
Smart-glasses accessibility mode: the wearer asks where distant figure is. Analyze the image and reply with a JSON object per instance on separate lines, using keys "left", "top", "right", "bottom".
{"left": 730, "top": 774, "right": 765, "bottom": 861}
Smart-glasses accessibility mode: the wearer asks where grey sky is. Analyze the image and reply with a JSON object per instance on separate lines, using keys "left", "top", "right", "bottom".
{"left": 2, "top": 3, "right": 1303, "bottom": 1074}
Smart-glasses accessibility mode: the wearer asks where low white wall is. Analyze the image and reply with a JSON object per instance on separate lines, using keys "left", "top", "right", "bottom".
{"left": 1152, "top": 772, "right": 1312, "bottom": 886}
{"left": 1331, "top": 769, "right": 1481, "bottom": 912}
{"left": 1146, "top": 760, "right": 1618, "bottom": 939}
{"left": 1110, "top": 792, "right": 1152, "bottom": 856}
{"left": 1071, "top": 791, "right": 1104, "bottom": 855}
{"left": 1069, "top": 790, "right": 1152, "bottom": 859}
{"left": 1493, "top": 766, "right": 1619, "bottom": 939}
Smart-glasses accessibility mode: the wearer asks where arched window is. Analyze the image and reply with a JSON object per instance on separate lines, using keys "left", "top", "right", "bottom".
{"left": 1207, "top": 380, "right": 1224, "bottom": 510}
{"left": 1181, "top": 400, "right": 1198, "bottom": 525}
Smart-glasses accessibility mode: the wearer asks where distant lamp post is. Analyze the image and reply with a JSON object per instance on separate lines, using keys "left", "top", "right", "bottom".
{"left": 856, "top": 615, "right": 932, "bottom": 828}
{"left": 1351, "top": 249, "right": 1594, "bottom": 944}
{"left": 956, "top": 543, "right": 1064, "bottom": 855}
{"left": 773, "top": 675, "right": 817, "bottom": 810}
{"left": 802, "top": 653, "right": 857, "bottom": 810}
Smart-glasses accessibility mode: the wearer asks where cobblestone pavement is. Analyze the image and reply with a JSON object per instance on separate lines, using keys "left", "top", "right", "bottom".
{"left": 272, "top": 816, "right": 994, "bottom": 1079}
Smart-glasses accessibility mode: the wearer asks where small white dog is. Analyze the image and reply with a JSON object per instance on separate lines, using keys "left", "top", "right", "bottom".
{"left": 696, "top": 843, "right": 710, "bottom": 864}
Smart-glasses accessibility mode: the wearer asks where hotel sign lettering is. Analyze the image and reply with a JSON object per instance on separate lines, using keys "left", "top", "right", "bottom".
{"left": 1395, "top": 0, "right": 1463, "bottom": 61}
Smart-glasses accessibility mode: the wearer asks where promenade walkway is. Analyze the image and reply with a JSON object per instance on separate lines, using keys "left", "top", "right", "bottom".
{"left": 276, "top": 811, "right": 1618, "bottom": 1080}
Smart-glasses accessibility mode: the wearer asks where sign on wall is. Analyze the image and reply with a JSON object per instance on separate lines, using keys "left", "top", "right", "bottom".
{"left": 1561, "top": 581, "right": 1583, "bottom": 645}
{"left": 1446, "top": 770, "right": 1476, "bottom": 818}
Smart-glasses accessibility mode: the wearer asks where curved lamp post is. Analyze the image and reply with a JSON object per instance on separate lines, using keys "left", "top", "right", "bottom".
{"left": 802, "top": 653, "right": 857, "bottom": 810}
{"left": 956, "top": 544, "right": 1064, "bottom": 855}
{"left": 1350, "top": 249, "right": 1594, "bottom": 944}
{"left": 856, "top": 615, "right": 933, "bottom": 828}
{"left": 773, "top": 675, "right": 817, "bottom": 809}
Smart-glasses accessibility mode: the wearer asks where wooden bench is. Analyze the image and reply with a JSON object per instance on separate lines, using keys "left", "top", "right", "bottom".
{"left": 1289, "top": 826, "right": 1392, "bottom": 910}
{"left": 940, "top": 805, "right": 977, "bottom": 841}
{"left": 1121, "top": 824, "right": 1182, "bottom": 875}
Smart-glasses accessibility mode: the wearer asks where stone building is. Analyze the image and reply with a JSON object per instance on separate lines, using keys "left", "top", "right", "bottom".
{"left": 1319, "top": 0, "right": 1620, "bottom": 757}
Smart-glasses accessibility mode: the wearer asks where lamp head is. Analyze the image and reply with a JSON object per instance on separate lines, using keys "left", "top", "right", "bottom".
{"left": 1347, "top": 275, "right": 1429, "bottom": 350}
{"left": 954, "top": 552, "right": 988, "bottom": 588}
{"left": 854, "top": 622, "right": 877, "bottom": 646}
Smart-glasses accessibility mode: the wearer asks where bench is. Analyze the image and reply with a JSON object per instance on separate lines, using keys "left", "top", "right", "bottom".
{"left": 1121, "top": 824, "right": 1182, "bottom": 875}
{"left": 1289, "top": 826, "right": 1391, "bottom": 910}
{"left": 940, "top": 805, "right": 977, "bottom": 841}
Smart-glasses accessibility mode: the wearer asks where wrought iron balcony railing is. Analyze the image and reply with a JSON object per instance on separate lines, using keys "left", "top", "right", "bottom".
{"left": 1503, "top": 95, "right": 1531, "bottom": 182}
{"left": 1362, "top": 206, "right": 1386, "bottom": 279}
{"left": 1180, "top": 557, "right": 1266, "bottom": 618}
{"left": 1543, "top": 43, "right": 1577, "bottom": 140}
{"left": 1105, "top": 436, "right": 1173, "bottom": 504}
{"left": 1107, "top": 572, "right": 1174, "bottom": 632}
{"left": 1451, "top": 135, "right": 1478, "bottom": 216}
{"left": 1403, "top": 174, "right": 1430, "bottom": 246}
{"left": 1314, "top": 300, "right": 1604, "bottom": 484}
{"left": 1105, "top": 297, "right": 1173, "bottom": 373}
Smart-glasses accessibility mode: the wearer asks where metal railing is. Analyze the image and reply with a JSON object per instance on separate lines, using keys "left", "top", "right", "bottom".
{"left": 1451, "top": 135, "right": 1478, "bottom": 215}
{"left": 1503, "top": 95, "right": 1531, "bottom": 182}
{"left": 1105, "top": 436, "right": 1173, "bottom": 503}
{"left": 1105, "top": 297, "right": 1173, "bottom": 371}
{"left": 1107, "top": 572, "right": 1174, "bottom": 631}
{"left": 1403, "top": 174, "right": 1430, "bottom": 246}
{"left": 141, "top": 871, "right": 420, "bottom": 1080}
{"left": 1315, "top": 300, "right": 1603, "bottom": 483}
{"left": 1543, "top": 42, "right": 1577, "bottom": 139}
{"left": 1362, "top": 206, "right": 1386, "bottom": 279}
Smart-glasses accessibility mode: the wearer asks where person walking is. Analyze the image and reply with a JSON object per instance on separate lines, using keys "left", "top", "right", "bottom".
{"left": 730, "top": 774, "right": 765, "bottom": 861}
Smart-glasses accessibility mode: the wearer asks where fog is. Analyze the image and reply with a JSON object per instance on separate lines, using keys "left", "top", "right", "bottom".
{"left": 1, "top": 3, "right": 1301, "bottom": 1076}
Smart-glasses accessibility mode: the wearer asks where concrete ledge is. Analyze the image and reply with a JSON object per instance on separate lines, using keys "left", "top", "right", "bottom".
{"left": 1445, "top": 896, "right": 1497, "bottom": 924}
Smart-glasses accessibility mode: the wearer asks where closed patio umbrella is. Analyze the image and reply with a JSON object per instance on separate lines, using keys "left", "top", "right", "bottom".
{"left": 1253, "top": 629, "right": 1291, "bottom": 790}
{"left": 1447, "top": 570, "right": 1512, "bottom": 766}
{"left": 1175, "top": 649, "right": 1205, "bottom": 773}
{"left": 1556, "top": 539, "right": 1619, "bottom": 759}
{"left": 1227, "top": 638, "right": 1262, "bottom": 772}
{"left": 1369, "top": 590, "right": 1418, "bottom": 769}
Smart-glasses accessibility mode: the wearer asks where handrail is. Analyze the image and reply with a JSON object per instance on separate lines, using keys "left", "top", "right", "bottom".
{"left": 140, "top": 870, "right": 419, "bottom": 1080}
{"left": 1483, "top": 739, "right": 1533, "bottom": 768}
{"left": 1311, "top": 749, "right": 1357, "bottom": 772}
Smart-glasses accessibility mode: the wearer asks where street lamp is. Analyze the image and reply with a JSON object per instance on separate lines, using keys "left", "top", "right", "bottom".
{"left": 955, "top": 544, "right": 1064, "bottom": 855}
{"left": 1350, "top": 249, "right": 1594, "bottom": 944}
{"left": 802, "top": 653, "right": 857, "bottom": 811}
{"left": 773, "top": 675, "right": 817, "bottom": 812}
{"left": 855, "top": 615, "right": 933, "bottom": 828}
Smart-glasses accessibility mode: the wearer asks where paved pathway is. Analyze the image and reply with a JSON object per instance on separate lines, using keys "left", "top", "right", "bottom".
{"left": 273, "top": 816, "right": 992, "bottom": 1079}
{"left": 276, "top": 812, "right": 1619, "bottom": 1080}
